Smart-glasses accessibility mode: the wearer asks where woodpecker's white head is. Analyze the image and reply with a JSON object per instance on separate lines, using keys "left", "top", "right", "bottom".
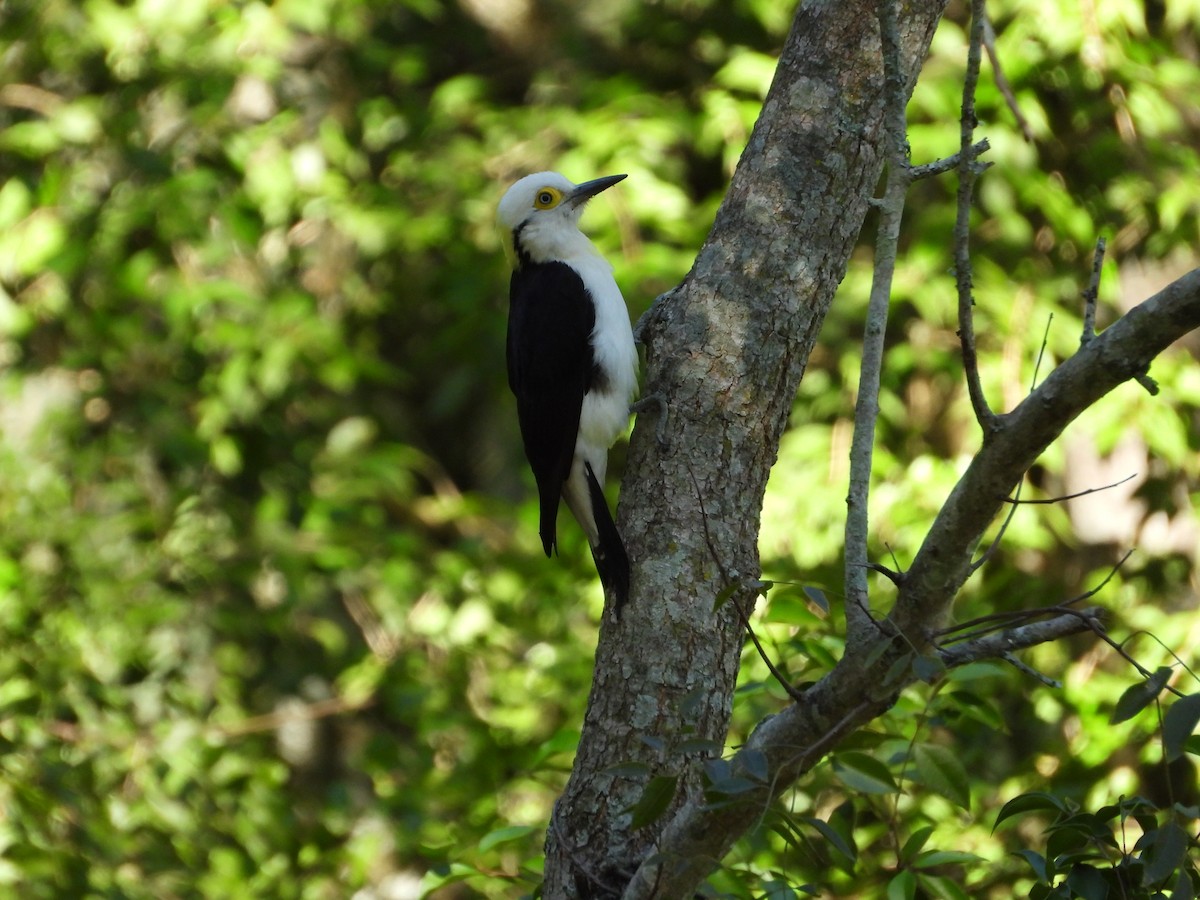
{"left": 497, "top": 171, "right": 626, "bottom": 268}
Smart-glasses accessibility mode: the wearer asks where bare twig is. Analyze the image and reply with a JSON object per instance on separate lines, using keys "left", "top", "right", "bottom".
{"left": 689, "top": 468, "right": 805, "bottom": 702}
{"left": 954, "top": 0, "right": 1000, "bottom": 436}
{"left": 731, "top": 591, "right": 808, "bottom": 703}
{"left": 1031, "top": 313, "right": 1053, "bottom": 390}
{"left": 1081, "top": 236, "right": 1106, "bottom": 344}
{"left": 863, "top": 561, "right": 904, "bottom": 587}
{"left": 982, "top": 14, "right": 1033, "bottom": 141}
{"left": 1076, "top": 237, "right": 1153, "bottom": 392}
{"left": 970, "top": 477, "right": 1022, "bottom": 572}
{"left": 971, "top": 310, "right": 1066, "bottom": 568}
{"left": 1003, "top": 473, "right": 1137, "bottom": 505}
{"left": 550, "top": 801, "right": 618, "bottom": 897}
{"left": 937, "top": 607, "right": 1105, "bottom": 668}
{"left": 1002, "top": 652, "right": 1062, "bottom": 688}
{"left": 845, "top": 0, "right": 911, "bottom": 648}
{"left": 910, "top": 139, "right": 990, "bottom": 180}
{"left": 938, "top": 549, "right": 1133, "bottom": 643}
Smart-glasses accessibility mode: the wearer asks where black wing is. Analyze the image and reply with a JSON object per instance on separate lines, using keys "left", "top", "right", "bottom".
{"left": 506, "top": 261, "right": 596, "bottom": 556}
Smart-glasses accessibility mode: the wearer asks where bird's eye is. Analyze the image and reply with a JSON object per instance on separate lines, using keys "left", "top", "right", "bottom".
{"left": 534, "top": 188, "right": 562, "bottom": 209}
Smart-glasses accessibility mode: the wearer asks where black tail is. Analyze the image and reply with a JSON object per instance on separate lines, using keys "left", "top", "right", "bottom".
{"left": 583, "top": 462, "right": 630, "bottom": 615}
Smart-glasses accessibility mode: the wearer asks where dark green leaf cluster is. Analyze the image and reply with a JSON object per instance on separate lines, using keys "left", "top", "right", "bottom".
{"left": 997, "top": 790, "right": 1199, "bottom": 899}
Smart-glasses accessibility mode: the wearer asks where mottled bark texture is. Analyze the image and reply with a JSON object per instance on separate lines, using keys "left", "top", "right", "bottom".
{"left": 543, "top": 2, "right": 948, "bottom": 897}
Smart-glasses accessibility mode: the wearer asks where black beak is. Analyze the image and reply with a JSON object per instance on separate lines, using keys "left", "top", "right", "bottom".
{"left": 567, "top": 173, "right": 627, "bottom": 208}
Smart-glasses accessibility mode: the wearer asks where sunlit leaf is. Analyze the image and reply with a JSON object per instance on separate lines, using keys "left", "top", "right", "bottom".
{"left": 478, "top": 825, "right": 538, "bottom": 853}
{"left": 912, "top": 744, "right": 971, "bottom": 810}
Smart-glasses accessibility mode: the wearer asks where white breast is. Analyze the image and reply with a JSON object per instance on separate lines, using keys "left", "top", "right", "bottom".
{"left": 565, "top": 250, "right": 638, "bottom": 467}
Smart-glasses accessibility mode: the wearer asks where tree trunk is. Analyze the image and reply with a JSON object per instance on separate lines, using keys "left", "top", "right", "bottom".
{"left": 542, "top": 2, "right": 949, "bottom": 896}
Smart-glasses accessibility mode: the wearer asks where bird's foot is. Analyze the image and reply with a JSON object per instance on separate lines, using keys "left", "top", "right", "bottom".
{"left": 632, "top": 290, "right": 674, "bottom": 346}
{"left": 630, "top": 393, "right": 670, "bottom": 451}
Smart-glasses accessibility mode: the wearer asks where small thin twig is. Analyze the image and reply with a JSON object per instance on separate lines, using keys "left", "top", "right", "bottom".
{"left": 972, "top": 311, "right": 1061, "bottom": 568}
{"left": 862, "top": 561, "right": 904, "bottom": 587}
{"left": 970, "top": 477, "right": 1022, "bottom": 572}
{"left": 910, "top": 139, "right": 990, "bottom": 180}
{"left": 845, "top": 0, "right": 910, "bottom": 648}
{"left": 981, "top": 14, "right": 1033, "bottom": 142}
{"left": 1077, "top": 238, "right": 1160, "bottom": 395}
{"left": 1002, "top": 473, "right": 1137, "bottom": 505}
{"left": 937, "top": 607, "right": 1105, "bottom": 668}
{"left": 1081, "top": 236, "right": 1106, "bottom": 345}
{"left": 731, "top": 592, "right": 808, "bottom": 703}
{"left": 938, "top": 549, "right": 1133, "bottom": 643}
{"left": 689, "top": 467, "right": 804, "bottom": 702}
{"left": 1031, "top": 313, "right": 1053, "bottom": 391}
{"left": 954, "top": 0, "right": 999, "bottom": 436}
{"left": 1002, "top": 652, "right": 1062, "bottom": 688}
{"left": 551, "top": 801, "right": 617, "bottom": 896}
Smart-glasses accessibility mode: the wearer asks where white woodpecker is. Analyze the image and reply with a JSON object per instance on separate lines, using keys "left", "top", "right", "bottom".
{"left": 497, "top": 171, "right": 638, "bottom": 612}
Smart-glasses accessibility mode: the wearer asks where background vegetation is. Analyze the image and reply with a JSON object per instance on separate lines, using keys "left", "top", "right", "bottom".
{"left": 0, "top": 0, "right": 1197, "bottom": 896}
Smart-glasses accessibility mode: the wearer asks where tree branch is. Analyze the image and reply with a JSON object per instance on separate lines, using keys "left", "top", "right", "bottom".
{"left": 619, "top": 266, "right": 1200, "bottom": 898}
{"left": 1081, "top": 236, "right": 1106, "bottom": 344}
{"left": 954, "top": 0, "right": 999, "bottom": 435}
{"left": 895, "top": 267, "right": 1200, "bottom": 641}
{"left": 845, "top": 0, "right": 911, "bottom": 649}
{"left": 938, "top": 607, "right": 1105, "bottom": 668}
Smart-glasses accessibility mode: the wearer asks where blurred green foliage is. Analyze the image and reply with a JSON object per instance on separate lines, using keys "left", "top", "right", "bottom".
{"left": 0, "top": 0, "right": 1197, "bottom": 896}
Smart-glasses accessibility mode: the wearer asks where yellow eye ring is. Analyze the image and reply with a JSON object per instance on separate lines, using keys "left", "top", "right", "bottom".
{"left": 534, "top": 187, "right": 563, "bottom": 209}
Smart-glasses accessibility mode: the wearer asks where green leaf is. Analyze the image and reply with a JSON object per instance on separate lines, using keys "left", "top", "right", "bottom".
{"left": 1163, "top": 693, "right": 1200, "bottom": 762}
{"left": 1111, "top": 666, "right": 1173, "bottom": 724}
{"left": 529, "top": 728, "right": 580, "bottom": 767}
{"left": 713, "top": 578, "right": 771, "bottom": 611}
{"left": 627, "top": 775, "right": 678, "bottom": 830}
{"left": 478, "top": 825, "right": 537, "bottom": 853}
{"left": 1065, "top": 863, "right": 1107, "bottom": 900}
{"left": 913, "top": 850, "right": 985, "bottom": 868}
{"left": 1170, "top": 870, "right": 1195, "bottom": 900}
{"left": 1141, "top": 821, "right": 1189, "bottom": 886}
{"left": 703, "top": 758, "right": 731, "bottom": 785}
{"left": 912, "top": 743, "right": 971, "bottom": 810}
{"left": 739, "top": 748, "right": 769, "bottom": 783}
{"left": 762, "top": 878, "right": 801, "bottom": 900}
{"left": 800, "top": 816, "right": 857, "bottom": 863}
{"left": 706, "top": 775, "right": 759, "bottom": 798}
{"left": 802, "top": 585, "right": 829, "bottom": 616}
{"left": 916, "top": 872, "right": 972, "bottom": 900}
{"left": 899, "top": 825, "right": 935, "bottom": 864}
{"left": 887, "top": 869, "right": 917, "bottom": 900}
{"left": 678, "top": 737, "right": 724, "bottom": 757}
{"left": 1015, "top": 849, "right": 1052, "bottom": 883}
{"left": 884, "top": 652, "right": 915, "bottom": 687}
{"left": 832, "top": 751, "right": 900, "bottom": 794}
{"left": 994, "top": 792, "right": 1071, "bottom": 831}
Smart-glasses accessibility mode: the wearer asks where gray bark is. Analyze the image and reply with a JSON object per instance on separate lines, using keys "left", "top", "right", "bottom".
{"left": 541, "top": 0, "right": 1200, "bottom": 895}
